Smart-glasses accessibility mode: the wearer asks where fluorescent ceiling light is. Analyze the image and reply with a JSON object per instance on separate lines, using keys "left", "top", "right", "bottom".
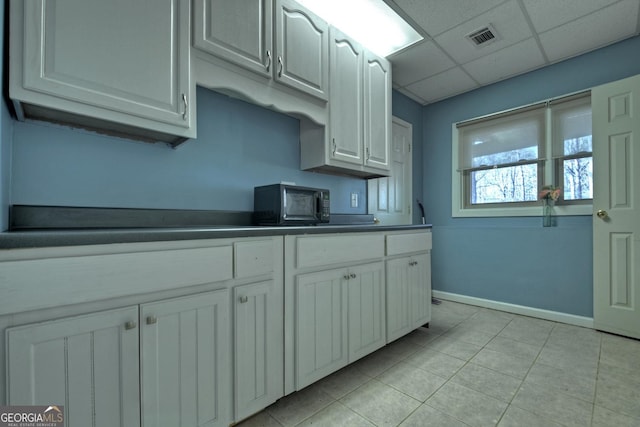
{"left": 296, "top": 0, "right": 423, "bottom": 57}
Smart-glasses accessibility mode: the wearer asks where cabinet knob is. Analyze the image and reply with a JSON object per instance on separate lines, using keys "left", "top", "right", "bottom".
{"left": 124, "top": 321, "right": 137, "bottom": 330}
{"left": 350, "top": 273, "right": 356, "bottom": 279}
{"left": 239, "top": 296, "right": 249, "bottom": 304}
{"left": 146, "top": 315, "right": 157, "bottom": 325}
{"left": 343, "top": 274, "right": 350, "bottom": 280}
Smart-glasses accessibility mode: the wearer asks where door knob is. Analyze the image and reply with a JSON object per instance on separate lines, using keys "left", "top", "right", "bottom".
{"left": 596, "top": 209, "right": 608, "bottom": 219}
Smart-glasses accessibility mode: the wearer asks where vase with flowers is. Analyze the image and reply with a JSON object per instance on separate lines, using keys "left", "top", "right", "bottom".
{"left": 539, "top": 185, "right": 561, "bottom": 227}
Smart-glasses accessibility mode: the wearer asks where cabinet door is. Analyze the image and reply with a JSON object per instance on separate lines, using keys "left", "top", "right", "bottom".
{"left": 386, "top": 254, "right": 431, "bottom": 342}
{"left": 295, "top": 268, "right": 348, "bottom": 389}
{"left": 12, "top": 0, "right": 192, "bottom": 133}
{"left": 234, "top": 280, "right": 283, "bottom": 420}
{"left": 140, "top": 290, "right": 230, "bottom": 427}
{"left": 410, "top": 253, "right": 432, "bottom": 329}
{"left": 6, "top": 307, "right": 141, "bottom": 427}
{"left": 193, "top": 0, "right": 273, "bottom": 77}
{"left": 329, "top": 27, "right": 364, "bottom": 166}
{"left": 364, "top": 51, "right": 391, "bottom": 171}
{"left": 275, "top": 0, "right": 329, "bottom": 100}
{"left": 386, "top": 256, "right": 413, "bottom": 342}
{"left": 347, "top": 262, "right": 386, "bottom": 362}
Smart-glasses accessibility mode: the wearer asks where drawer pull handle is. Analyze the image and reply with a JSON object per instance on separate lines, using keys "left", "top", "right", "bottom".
{"left": 240, "top": 296, "right": 249, "bottom": 304}
{"left": 124, "top": 321, "right": 137, "bottom": 330}
{"left": 182, "top": 93, "right": 188, "bottom": 120}
{"left": 146, "top": 316, "right": 157, "bottom": 325}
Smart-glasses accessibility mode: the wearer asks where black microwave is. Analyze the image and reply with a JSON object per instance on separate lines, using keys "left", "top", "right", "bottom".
{"left": 253, "top": 184, "right": 330, "bottom": 225}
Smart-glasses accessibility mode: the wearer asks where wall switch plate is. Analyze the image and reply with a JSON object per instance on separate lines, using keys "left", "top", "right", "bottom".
{"left": 350, "top": 192, "right": 358, "bottom": 208}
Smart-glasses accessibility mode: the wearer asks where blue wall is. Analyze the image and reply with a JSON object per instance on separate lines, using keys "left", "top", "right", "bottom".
{"left": 10, "top": 88, "right": 369, "bottom": 214}
{"left": 423, "top": 35, "right": 640, "bottom": 317}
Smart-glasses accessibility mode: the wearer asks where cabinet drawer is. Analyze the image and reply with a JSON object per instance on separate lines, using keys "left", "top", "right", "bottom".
{"left": 296, "top": 234, "right": 384, "bottom": 269}
{"left": 0, "top": 245, "right": 233, "bottom": 316}
{"left": 386, "top": 232, "right": 432, "bottom": 256}
{"left": 234, "top": 240, "right": 274, "bottom": 278}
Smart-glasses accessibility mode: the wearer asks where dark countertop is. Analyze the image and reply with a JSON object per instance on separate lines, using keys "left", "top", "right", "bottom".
{"left": 0, "top": 205, "right": 431, "bottom": 249}
{"left": 0, "top": 224, "right": 433, "bottom": 249}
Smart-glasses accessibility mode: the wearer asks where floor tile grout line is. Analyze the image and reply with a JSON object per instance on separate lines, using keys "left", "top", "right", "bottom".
{"left": 589, "top": 333, "right": 604, "bottom": 427}
{"left": 499, "top": 321, "right": 580, "bottom": 427}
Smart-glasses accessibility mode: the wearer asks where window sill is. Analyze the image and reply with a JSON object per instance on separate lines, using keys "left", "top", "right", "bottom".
{"left": 452, "top": 203, "right": 593, "bottom": 218}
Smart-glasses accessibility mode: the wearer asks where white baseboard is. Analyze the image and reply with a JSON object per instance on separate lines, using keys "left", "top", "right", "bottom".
{"left": 432, "top": 290, "right": 594, "bottom": 329}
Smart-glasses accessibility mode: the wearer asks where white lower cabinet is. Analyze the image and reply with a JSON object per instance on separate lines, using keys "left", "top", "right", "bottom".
{"left": 6, "top": 290, "right": 230, "bottom": 427}
{"left": 295, "top": 267, "right": 348, "bottom": 389}
{"left": 386, "top": 253, "right": 431, "bottom": 342}
{"left": 6, "top": 306, "right": 141, "bottom": 426}
{"left": 295, "top": 261, "right": 385, "bottom": 389}
{"left": 233, "top": 279, "right": 283, "bottom": 421}
{"left": 347, "top": 262, "right": 386, "bottom": 361}
{"left": 140, "top": 291, "right": 230, "bottom": 427}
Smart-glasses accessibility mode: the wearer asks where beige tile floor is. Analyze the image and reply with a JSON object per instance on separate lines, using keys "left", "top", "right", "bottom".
{"left": 236, "top": 300, "right": 640, "bottom": 427}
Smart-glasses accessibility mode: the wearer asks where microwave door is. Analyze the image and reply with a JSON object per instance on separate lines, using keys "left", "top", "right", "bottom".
{"left": 284, "top": 190, "right": 315, "bottom": 222}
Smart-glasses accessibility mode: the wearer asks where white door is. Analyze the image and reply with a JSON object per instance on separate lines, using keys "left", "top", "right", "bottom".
{"left": 140, "top": 290, "right": 230, "bottom": 427}
{"left": 592, "top": 74, "right": 640, "bottom": 339}
{"left": 6, "top": 307, "right": 141, "bottom": 427}
{"left": 368, "top": 117, "right": 413, "bottom": 225}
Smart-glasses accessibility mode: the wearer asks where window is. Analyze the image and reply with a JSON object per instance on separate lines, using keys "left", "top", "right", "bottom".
{"left": 552, "top": 97, "right": 593, "bottom": 201}
{"left": 452, "top": 92, "right": 592, "bottom": 217}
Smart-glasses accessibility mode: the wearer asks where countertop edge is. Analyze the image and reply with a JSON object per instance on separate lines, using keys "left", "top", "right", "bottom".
{"left": 0, "top": 224, "right": 433, "bottom": 249}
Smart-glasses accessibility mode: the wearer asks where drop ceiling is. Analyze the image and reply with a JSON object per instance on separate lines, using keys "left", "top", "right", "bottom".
{"left": 386, "top": 0, "right": 640, "bottom": 105}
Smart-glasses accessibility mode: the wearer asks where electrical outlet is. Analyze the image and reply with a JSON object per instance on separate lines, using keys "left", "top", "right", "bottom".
{"left": 350, "top": 192, "right": 358, "bottom": 208}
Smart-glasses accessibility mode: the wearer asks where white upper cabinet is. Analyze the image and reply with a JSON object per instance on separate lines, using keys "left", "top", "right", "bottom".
{"left": 274, "top": 0, "right": 329, "bottom": 100}
{"left": 194, "top": 0, "right": 329, "bottom": 102}
{"left": 300, "top": 31, "right": 391, "bottom": 178}
{"left": 364, "top": 52, "right": 392, "bottom": 171}
{"left": 193, "top": 0, "right": 274, "bottom": 78}
{"left": 329, "top": 27, "right": 365, "bottom": 166}
{"left": 9, "top": 0, "right": 195, "bottom": 145}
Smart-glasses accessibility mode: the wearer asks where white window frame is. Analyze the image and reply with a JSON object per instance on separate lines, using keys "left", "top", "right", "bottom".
{"left": 452, "top": 92, "right": 593, "bottom": 218}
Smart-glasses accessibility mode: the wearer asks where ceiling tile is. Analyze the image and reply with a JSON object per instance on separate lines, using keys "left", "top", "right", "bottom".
{"left": 405, "top": 67, "right": 478, "bottom": 103}
{"left": 391, "top": 0, "right": 506, "bottom": 36}
{"left": 521, "top": 0, "right": 620, "bottom": 32}
{"left": 434, "top": 0, "right": 533, "bottom": 64}
{"left": 539, "top": 0, "right": 640, "bottom": 62}
{"left": 390, "top": 40, "right": 456, "bottom": 86}
{"left": 463, "top": 38, "right": 546, "bottom": 85}
{"left": 394, "top": 87, "right": 428, "bottom": 105}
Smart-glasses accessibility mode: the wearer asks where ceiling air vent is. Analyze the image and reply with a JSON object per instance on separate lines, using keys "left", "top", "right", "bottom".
{"left": 466, "top": 25, "right": 499, "bottom": 47}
